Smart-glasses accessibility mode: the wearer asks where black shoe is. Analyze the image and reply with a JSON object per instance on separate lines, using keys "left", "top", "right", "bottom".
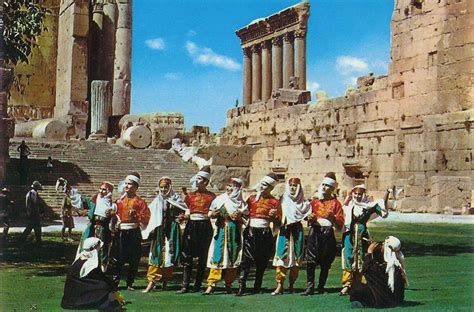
{"left": 225, "top": 286, "right": 233, "bottom": 294}
{"left": 253, "top": 287, "right": 262, "bottom": 294}
{"left": 316, "top": 286, "right": 326, "bottom": 294}
{"left": 192, "top": 285, "right": 202, "bottom": 293}
{"left": 176, "top": 287, "right": 189, "bottom": 294}
{"left": 162, "top": 281, "right": 168, "bottom": 290}
{"left": 301, "top": 287, "right": 314, "bottom": 296}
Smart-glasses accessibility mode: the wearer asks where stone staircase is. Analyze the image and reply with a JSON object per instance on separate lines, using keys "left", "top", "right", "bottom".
{"left": 6, "top": 139, "right": 200, "bottom": 219}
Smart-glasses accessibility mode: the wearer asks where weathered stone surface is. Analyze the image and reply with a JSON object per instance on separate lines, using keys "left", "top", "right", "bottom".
{"left": 430, "top": 176, "right": 472, "bottom": 213}
{"left": 122, "top": 125, "right": 152, "bottom": 149}
{"left": 15, "top": 119, "right": 68, "bottom": 140}
{"left": 209, "top": 165, "right": 250, "bottom": 190}
{"left": 220, "top": 0, "right": 473, "bottom": 214}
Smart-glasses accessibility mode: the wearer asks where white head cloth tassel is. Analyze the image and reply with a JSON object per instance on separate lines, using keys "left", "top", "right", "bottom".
{"left": 384, "top": 236, "right": 408, "bottom": 292}
{"left": 253, "top": 175, "right": 277, "bottom": 201}
{"left": 281, "top": 182, "right": 310, "bottom": 224}
{"left": 189, "top": 170, "right": 211, "bottom": 191}
{"left": 78, "top": 237, "right": 103, "bottom": 278}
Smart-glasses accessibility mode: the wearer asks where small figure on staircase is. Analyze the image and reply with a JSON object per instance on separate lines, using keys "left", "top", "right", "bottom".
{"left": 0, "top": 188, "right": 14, "bottom": 240}
{"left": 17, "top": 140, "right": 31, "bottom": 184}
{"left": 47, "top": 156, "right": 54, "bottom": 174}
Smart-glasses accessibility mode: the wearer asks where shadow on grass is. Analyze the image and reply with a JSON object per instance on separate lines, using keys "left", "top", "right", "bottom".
{"left": 402, "top": 241, "right": 474, "bottom": 257}
{"left": 0, "top": 233, "right": 80, "bottom": 272}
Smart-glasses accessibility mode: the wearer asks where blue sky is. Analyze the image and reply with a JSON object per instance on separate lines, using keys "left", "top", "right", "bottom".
{"left": 132, "top": 0, "right": 394, "bottom": 132}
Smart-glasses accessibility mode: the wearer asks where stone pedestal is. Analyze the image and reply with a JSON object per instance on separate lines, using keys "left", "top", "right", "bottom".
{"left": 112, "top": 0, "right": 132, "bottom": 116}
{"left": 90, "top": 80, "right": 112, "bottom": 138}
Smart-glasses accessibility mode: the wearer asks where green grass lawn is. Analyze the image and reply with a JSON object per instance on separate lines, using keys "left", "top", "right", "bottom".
{"left": 1, "top": 223, "right": 473, "bottom": 311}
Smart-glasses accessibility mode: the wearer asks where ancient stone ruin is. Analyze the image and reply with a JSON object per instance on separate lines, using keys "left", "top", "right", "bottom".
{"left": 6, "top": 0, "right": 183, "bottom": 146}
{"left": 220, "top": 0, "right": 473, "bottom": 213}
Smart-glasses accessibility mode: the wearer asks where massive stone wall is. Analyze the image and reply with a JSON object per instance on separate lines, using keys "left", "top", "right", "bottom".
{"left": 7, "top": 0, "right": 60, "bottom": 121}
{"left": 221, "top": 0, "right": 473, "bottom": 212}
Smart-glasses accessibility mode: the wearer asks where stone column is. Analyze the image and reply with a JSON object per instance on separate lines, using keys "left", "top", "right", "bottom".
{"left": 112, "top": 0, "right": 132, "bottom": 116}
{"left": 251, "top": 44, "right": 262, "bottom": 103}
{"left": 272, "top": 37, "right": 283, "bottom": 91}
{"left": 283, "top": 32, "right": 294, "bottom": 89}
{"left": 261, "top": 41, "right": 272, "bottom": 102}
{"left": 90, "top": 80, "right": 112, "bottom": 137}
{"left": 90, "top": 1, "right": 105, "bottom": 81}
{"left": 242, "top": 47, "right": 252, "bottom": 106}
{"left": 295, "top": 30, "right": 307, "bottom": 90}
{"left": 102, "top": 1, "right": 116, "bottom": 82}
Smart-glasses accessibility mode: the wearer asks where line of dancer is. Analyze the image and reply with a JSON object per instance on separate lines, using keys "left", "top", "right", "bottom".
{"left": 62, "top": 166, "right": 408, "bottom": 310}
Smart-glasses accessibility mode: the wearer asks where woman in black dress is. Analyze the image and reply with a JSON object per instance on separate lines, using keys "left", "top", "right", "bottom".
{"left": 349, "top": 236, "right": 408, "bottom": 308}
{"left": 61, "top": 237, "right": 125, "bottom": 311}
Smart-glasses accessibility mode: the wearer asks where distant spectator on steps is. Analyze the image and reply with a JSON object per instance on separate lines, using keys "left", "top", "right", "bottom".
{"left": 47, "top": 156, "right": 54, "bottom": 174}
{"left": 0, "top": 188, "right": 14, "bottom": 240}
{"left": 17, "top": 140, "right": 31, "bottom": 184}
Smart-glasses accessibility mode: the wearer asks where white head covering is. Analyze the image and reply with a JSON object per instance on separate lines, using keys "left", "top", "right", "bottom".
{"left": 316, "top": 176, "right": 337, "bottom": 200}
{"left": 281, "top": 179, "right": 311, "bottom": 224}
{"left": 210, "top": 178, "right": 248, "bottom": 215}
{"left": 142, "top": 177, "right": 188, "bottom": 239}
{"left": 94, "top": 191, "right": 116, "bottom": 218}
{"left": 384, "top": 236, "right": 408, "bottom": 292}
{"left": 189, "top": 170, "right": 211, "bottom": 191}
{"left": 77, "top": 237, "right": 103, "bottom": 278}
{"left": 253, "top": 175, "right": 278, "bottom": 201}
{"left": 126, "top": 174, "right": 140, "bottom": 185}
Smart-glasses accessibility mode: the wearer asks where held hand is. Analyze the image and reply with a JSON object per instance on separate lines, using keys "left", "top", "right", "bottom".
{"left": 176, "top": 213, "right": 187, "bottom": 224}
{"left": 128, "top": 209, "right": 137, "bottom": 219}
{"left": 210, "top": 210, "right": 220, "bottom": 218}
{"left": 230, "top": 211, "right": 241, "bottom": 222}
{"left": 105, "top": 209, "right": 116, "bottom": 217}
{"left": 307, "top": 213, "right": 317, "bottom": 223}
{"left": 268, "top": 208, "right": 277, "bottom": 218}
{"left": 367, "top": 242, "right": 379, "bottom": 254}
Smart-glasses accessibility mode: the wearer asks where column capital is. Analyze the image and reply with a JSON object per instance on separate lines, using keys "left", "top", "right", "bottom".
{"left": 242, "top": 47, "right": 252, "bottom": 57}
{"left": 272, "top": 36, "right": 283, "bottom": 47}
{"left": 261, "top": 40, "right": 272, "bottom": 50}
{"left": 251, "top": 43, "right": 261, "bottom": 54}
{"left": 294, "top": 29, "right": 307, "bottom": 39}
{"left": 92, "top": 0, "right": 105, "bottom": 13}
{"left": 283, "top": 32, "right": 294, "bottom": 43}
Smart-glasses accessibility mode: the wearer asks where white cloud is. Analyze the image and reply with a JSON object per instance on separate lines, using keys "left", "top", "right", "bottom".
{"left": 185, "top": 41, "right": 241, "bottom": 71}
{"left": 350, "top": 76, "right": 358, "bottom": 86}
{"left": 187, "top": 30, "right": 197, "bottom": 37}
{"left": 165, "top": 72, "right": 183, "bottom": 80}
{"left": 307, "top": 81, "right": 320, "bottom": 97}
{"left": 145, "top": 38, "right": 166, "bottom": 50}
{"left": 336, "top": 56, "right": 368, "bottom": 75}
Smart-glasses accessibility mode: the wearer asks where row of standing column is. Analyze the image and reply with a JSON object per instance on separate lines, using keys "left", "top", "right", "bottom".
{"left": 242, "top": 31, "right": 306, "bottom": 105}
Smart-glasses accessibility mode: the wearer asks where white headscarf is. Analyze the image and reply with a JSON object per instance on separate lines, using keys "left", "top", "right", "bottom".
{"left": 189, "top": 170, "right": 211, "bottom": 191}
{"left": 210, "top": 178, "right": 248, "bottom": 215}
{"left": 384, "top": 236, "right": 408, "bottom": 292}
{"left": 253, "top": 175, "right": 278, "bottom": 201}
{"left": 342, "top": 185, "right": 388, "bottom": 230}
{"left": 316, "top": 176, "right": 337, "bottom": 200}
{"left": 142, "top": 177, "right": 187, "bottom": 239}
{"left": 281, "top": 181, "right": 310, "bottom": 225}
{"left": 77, "top": 237, "right": 103, "bottom": 278}
{"left": 94, "top": 192, "right": 116, "bottom": 218}
{"left": 117, "top": 174, "right": 141, "bottom": 194}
